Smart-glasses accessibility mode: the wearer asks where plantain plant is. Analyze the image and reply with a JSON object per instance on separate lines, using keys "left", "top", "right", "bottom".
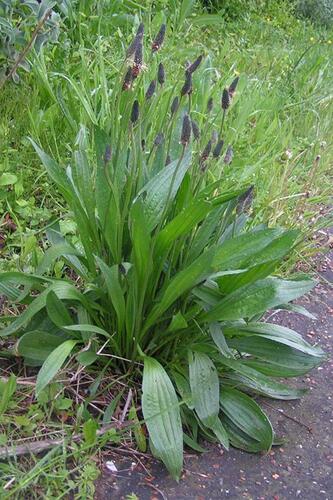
{"left": 0, "top": 23, "right": 325, "bottom": 480}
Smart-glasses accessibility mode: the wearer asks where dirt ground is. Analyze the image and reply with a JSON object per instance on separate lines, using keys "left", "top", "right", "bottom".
{"left": 95, "top": 243, "right": 333, "bottom": 500}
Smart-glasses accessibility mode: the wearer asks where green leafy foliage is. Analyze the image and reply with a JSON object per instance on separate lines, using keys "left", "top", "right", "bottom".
{"left": 0, "top": 0, "right": 69, "bottom": 83}
{"left": 35, "top": 340, "right": 77, "bottom": 397}
{"left": 0, "top": 374, "right": 16, "bottom": 417}
{"left": 142, "top": 357, "right": 183, "bottom": 480}
{"left": 297, "top": 0, "right": 333, "bottom": 27}
{"left": 0, "top": 22, "right": 325, "bottom": 479}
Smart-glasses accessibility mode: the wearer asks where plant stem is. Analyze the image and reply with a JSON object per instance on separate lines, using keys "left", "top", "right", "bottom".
{"left": 0, "top": 9, "right": 52, "bottom": 90}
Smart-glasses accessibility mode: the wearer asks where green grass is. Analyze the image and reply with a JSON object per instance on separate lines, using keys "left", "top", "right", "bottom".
{"left": 0, "top": 1, "right": 332, "bottom": 497}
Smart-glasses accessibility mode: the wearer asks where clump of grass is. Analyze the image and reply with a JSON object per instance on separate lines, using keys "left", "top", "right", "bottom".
{"left": 0, "top": 17, "right": 326, "bottom": 483}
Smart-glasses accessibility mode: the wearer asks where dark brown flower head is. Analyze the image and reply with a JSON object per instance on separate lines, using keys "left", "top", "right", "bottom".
{"left": 186, "top": 54, "right": 203, "bottom": 75}
{"left": 131, "top": 100, "right": 139, "bottom": 124}
{"left": 152, "top": 24, "right": 166, "bottom": 52}
{"left": 221, "top": 88, "right": 230, "bottom": 110}
{"left": 224, "top": 145, "right": 233, "bottom": 164}
{"left": 191, "top": 119, "right": 200, "bottom": 141}
{"left": 126, "top": 22, "right": 144, "bottom": 59}
{"left": 122, "top": 67, "right": 133, "bottom": 91}
{"left": 145, "top": 80, "right": 156, "bottom": 100}
{"left": 181, "top": 114, "right": 191, "bottom": 147}
{"left": 200, "top": 140, "right": 212, "bottom": 172}
{"left": 154, "top": 132, "right": 164, "bottom": 147}
{"left": 157, "top": 62, "right": 165, "bottom": 85}
{"left": 207, "top": 97, "right": 213, "bottom": 113}
{"left": 165, "top": 154, "right": 171, "bottom": 166}
{"left": 104, "top": 145, "right": 112, "bottom": 164}
{"left": 171, "top": 96, "right": 179, "bottom": 115}
{"left": 236, "top": 185, "right": 254, "bottom": 214}
{"left": 181, "top": 71, "right": 192, "bottom": 96}
{"left": 228, "top": 76, "right": 239, "bottom": 98}
{"left": 132, "top": 39, "right": 143, "bottom": 77}
{"left": 141, "top": 139, "right": 146, "bottom": 151}
{"left": 201, "top": 140, "right": 212, "bottom": 163}
{"left": 213, "top": 139, "right": 224, "bottom": 158}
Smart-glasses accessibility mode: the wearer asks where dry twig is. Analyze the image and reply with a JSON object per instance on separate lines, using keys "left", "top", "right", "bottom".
{"left": 0, "top": 421, "right": 132, "bottom": 460}
{"left": 0, "top": 9, "right": 52, "bottom": 90}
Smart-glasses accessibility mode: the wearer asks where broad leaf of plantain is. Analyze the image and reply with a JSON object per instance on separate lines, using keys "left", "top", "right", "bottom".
{"left": 142, "top": 357, "right": 183, "bottom": 480}
{"left": 189, "top": 351, "right": 229, "bottom": 449}
{"left": 220, "top": 387, "right": 273, "bottom": 452}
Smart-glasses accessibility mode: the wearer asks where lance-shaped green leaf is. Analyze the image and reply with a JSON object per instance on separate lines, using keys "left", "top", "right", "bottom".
{"left": 36, "top": 340, "right": 77, "bottom": 397}
{"left": 217, "top": 230, "right": 299, "bottom": 292}
{"left": 96, "top": 257, "right": 125, "bottom": 332}
{"left": 189, "top": 351, "right": 229, "bottom": 449}
{"left": 144, "top": 247, "right": 216, "bottom": 331}
{"left": 201, "top": 277, "right": 315, "bottom": 322}
{"left": 209, "top": 322, "right": 234, "bottom": 358}
{"left": 220, "top": 387, "right": 273, "bottom": 452}
{"left": 46, "top": 290, "right": 73, "bottom": 328}
{"left": 220, "top": 356, "right": 306, "bottom": 399}
{"left": 29, "top": 139, "right": 71, "bottom": 197}
{"left": 228, "top": 336, "right": 323, "bottom": 377}
{"left": 224, "top": 322, "right": 324, "bottom": 357}
{"left": 130, "top": 199, "right": 151, "bottom": 287}
{"left": 1, "top": 282, "right": 91, "bottom": 338}
{"left": 17, "top": 330, "right": 71, "bottom": 365}
{"left": 134, "top": 150, "right": 192, "bottom": 231}
{"left": 142, "top": 357, "right": 183, "bottom": 481}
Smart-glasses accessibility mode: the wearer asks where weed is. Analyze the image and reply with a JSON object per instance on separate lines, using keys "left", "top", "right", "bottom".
{"left": 0, "top": 21, "right": 326, "bottom": 482}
